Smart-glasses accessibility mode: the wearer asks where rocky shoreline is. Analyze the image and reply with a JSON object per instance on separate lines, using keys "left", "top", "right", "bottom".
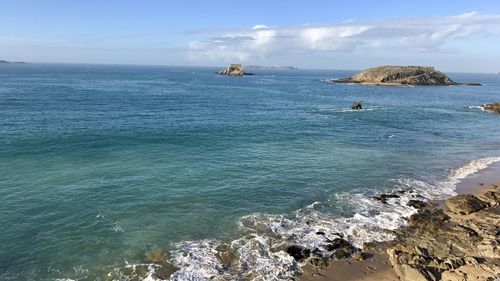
{"left": 301, "top": 183, "right": 500, "bottom": 281}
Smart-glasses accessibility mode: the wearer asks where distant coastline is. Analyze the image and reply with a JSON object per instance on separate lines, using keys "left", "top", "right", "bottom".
{"left": 246, "top": 65, "right": 298, "bottom": 70}
{"left": 0, "top": 59, "right": 27, "bottom": 64}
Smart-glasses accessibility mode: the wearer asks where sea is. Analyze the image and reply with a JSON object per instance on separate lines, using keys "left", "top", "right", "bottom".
{"left": 1, "top": 63, "right": 499, "bottom": 280}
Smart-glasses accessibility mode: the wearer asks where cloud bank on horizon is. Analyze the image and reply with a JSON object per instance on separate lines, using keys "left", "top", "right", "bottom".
{"left": 188, "top": 12, "right": 500, "bottom": 64}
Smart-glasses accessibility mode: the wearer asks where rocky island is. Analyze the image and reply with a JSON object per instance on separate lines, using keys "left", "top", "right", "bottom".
{"left": 481, "top": 102, "right": 500, "bottom": 113}
{"left": 331, "top": 66, "right": 481, "bottom": 86}
{"left": 216, "top": 64, "right": 254, "bottom": 76}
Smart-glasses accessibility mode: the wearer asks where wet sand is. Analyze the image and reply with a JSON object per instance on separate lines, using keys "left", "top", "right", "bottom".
{"left": 300, "top": 164, "right": 500, "bottom": 281}
{"left": 301, "top": 252, "right": 399, "bottom": 281}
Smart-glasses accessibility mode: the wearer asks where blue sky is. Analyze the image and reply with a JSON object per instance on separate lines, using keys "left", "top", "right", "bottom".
{"left": 1, "top": 0, "right": 500, "bottom": 72}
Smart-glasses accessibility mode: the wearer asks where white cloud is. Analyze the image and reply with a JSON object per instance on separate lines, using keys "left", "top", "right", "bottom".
{"left": 252, "top": 24, "right": 269, "bottom": 30}
{"left": 187, "top": 12, "right": 500, "bottom": 62}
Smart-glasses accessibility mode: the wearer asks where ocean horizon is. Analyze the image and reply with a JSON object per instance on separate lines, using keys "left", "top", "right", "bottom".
{"left": 1, "top": 63, "right": 500, "bottom": 280}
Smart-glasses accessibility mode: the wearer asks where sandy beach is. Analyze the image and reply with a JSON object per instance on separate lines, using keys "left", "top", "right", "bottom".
{"left": 300, "top": 163, "right": 500, "bottom": 281}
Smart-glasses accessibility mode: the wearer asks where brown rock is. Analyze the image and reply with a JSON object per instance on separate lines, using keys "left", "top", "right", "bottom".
{"left": 481, "top": 102, "right": 500, "bottom": 113}
{"left": 479, "top": 190, "right": 500, "bottom": 206}
{"left": 446, "top": 195, "right": 487, "bottom": 215}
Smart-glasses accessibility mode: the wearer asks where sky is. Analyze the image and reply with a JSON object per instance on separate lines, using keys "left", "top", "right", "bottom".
{"left": 1, "top": 0, "right": 500, "bottom": 72}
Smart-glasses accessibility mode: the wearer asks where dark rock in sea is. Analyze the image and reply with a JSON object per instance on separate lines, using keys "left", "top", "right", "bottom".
{"left": 481, "top": 102, "right": 500, "bottom": 114}
{"left": 330, "top": 66, "right": 480, "bottom": 86}
{"left": 216, "top": 64, "right": 254, "bottom": 76}
{"left": 286, "top": 245, "right": 311, "bottom": 262}
{"left": 351, "top": 100, "right": 363, "bottom": 110}
{"left": 372, "top": 193, "right": 400, "bottom": 204}
{"left": 445, "top": 194, "right": 487, "bottom": 215}
{"left": 323, "top": 238, "right": 351, "bottom": 251}
{"left": 323, "top": 238, "right": 356, "bottom": 259}
{"left": 407, "top": 200, "right": 428, "bottom": 209}
{"left": 0, "top": 60, "right": 10, "bottom": 63}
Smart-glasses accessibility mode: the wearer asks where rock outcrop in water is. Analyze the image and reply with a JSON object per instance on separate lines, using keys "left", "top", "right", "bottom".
{"left": 386, "top": 188, "right": 500, "bottom": 281}
{"left": 217, "top": 64, "right": 254, "bottom": 76}
{"left": 481, "top": 102, "right": 500, "bottom": 113}
{"left": 331, "top": 66, "right": 481, "bottom": 86}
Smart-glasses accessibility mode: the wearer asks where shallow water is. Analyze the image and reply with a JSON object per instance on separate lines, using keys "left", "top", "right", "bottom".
{"left": 1, "top": 64, "right": 499, "bottom": 280}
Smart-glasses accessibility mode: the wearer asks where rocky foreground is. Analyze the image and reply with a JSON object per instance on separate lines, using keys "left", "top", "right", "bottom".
{"left": 482, "top": 103, "right": 500, "bottom": 114}
{"left": 386, "top": 187, "right": 500, "bottom": 281}
{"left": 216, "top": 64, "right": 254, "bottom": 76}
{"left": 301, "top": 185, "right": 500, "bottom": 281}
{"left": 331, "top": 66, "right": 481, "bottom": 86}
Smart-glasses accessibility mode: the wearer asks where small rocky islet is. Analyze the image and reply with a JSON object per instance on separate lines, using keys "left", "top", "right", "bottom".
{"left": 330, "top": 65, "right": 481, "bottom": 86}
{"left": 216, "top": 64, "right": 254, "bottom": 76}
{"left": 481, "top": 102, "right": 500, "bottom": 114}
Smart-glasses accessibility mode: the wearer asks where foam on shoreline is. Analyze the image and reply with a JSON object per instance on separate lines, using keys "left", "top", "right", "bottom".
{"left": 108, "top": 157, "right": 500, "bottom": 280}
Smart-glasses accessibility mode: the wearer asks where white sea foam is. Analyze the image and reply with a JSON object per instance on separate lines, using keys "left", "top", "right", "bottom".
{"left": 468, "top": 105, "right": 485, "bottom": 111}
{"left": 107, "top": 263, "right": 161, "bottom": 281}
{"left": 449, "top": 157, "right": 500, "bottom": 181}
{"left": 118, "top": 157, "right": 500, "bottom": 281}
{"left": 314, "top": 107, "right": 383, "bottom": 114}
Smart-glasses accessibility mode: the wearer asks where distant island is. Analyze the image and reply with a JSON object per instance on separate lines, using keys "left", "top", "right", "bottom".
{"left": 330, "top": 66, "right": 481, "bottom": 86}
{"left": 246, "top": 65, "right": 298, "bottom": 70}
{"left": 0, "top": 60, "right": 27, "bottom": 64}
{"left": 216, "top": 64, "right": 254, "bottom": 76}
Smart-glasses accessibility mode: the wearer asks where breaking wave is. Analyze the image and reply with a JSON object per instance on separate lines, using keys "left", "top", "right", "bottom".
{"left": 110, "top": 157, "right": 500, "bottom": 281}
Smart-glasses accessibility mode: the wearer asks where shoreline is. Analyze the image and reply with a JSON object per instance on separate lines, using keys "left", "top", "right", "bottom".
{"left": 300, "top": 161, "right": 500, "bottom": 281}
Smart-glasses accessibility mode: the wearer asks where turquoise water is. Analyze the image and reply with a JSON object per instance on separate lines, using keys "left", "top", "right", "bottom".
{"left": 1, "top": 64, "right": 499, "bottom": 280}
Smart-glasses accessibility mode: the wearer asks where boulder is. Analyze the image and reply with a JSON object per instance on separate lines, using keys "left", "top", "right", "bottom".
{"left": 445, "top": 195, "right": 487, "bottom": 215}
{"left": 372, "top": 193, "right": 400, "bottom": 204}
{"left": 323, "top": 238, "right": 356, "bottom": 259}
{"left": 286, "top": 245, "right": 311, "bottom": 262}
{"left": 407, "top": 200, "right": 428, "bottom": 209}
